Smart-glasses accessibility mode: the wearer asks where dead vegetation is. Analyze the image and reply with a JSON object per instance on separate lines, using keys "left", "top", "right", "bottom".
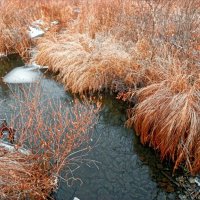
{"left": 0, "top": 151, "right": 55, "bottom": 200}
{"left": 127, "top": 76, "right": 200, "bottom": 174}
{"left": 35, "top": 32, "right": 141, "bottom": 93}
{"left": 0, "top": 0, "right": 76, "bottom": 60}
{"left": 0, "top": 83, "right": 99, "bottom": 199}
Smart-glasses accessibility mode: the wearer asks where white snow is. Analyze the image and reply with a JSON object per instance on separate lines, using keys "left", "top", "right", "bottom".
{"left": 195, "top": 177, "right": 200, "bottom": 187}
{"left": 51, "top": 20, "right": 59, "bottom": 25}
{"left": 28, "top": 19, "right": 59, "bottom": 39}
{"left": 0, "top": 140, "right": 30, "bottom": 155}
{"left": 28, "top": 26, "right": 44, "bottom": 38}
{"left": 30, "top": 62, "right": 48, "bottom": 70}
{"left": 73, "top": 197, "right": 80, "bottom": 200}
{"left": 3, "top": 66, "right": 42, "bottom": 84}
{"left": 28, "top": 19, "right": 45, "bottom": 38}
{"left": 73, "top": 8, "right": 80, "bottom": 13}
{"left": 0, "top": 52, "right": 7, "bottom": 58}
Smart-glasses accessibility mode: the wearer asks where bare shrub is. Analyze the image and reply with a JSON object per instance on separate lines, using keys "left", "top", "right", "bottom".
{"left": 0, "top": 83, "right": 99, "bottom": 199}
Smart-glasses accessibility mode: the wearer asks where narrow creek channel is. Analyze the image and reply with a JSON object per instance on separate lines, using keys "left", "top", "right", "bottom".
{"left": 0, "top": 55, "right": 179, "bottom": 200}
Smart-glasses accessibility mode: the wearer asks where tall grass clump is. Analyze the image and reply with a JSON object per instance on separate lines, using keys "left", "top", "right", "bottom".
{"left": 127, "top": 73, "right": 200, "bottom": 174}
{"left": 0, "top": 83, "right": 99, "bottom": 199}
{"left": 35, "top": 32, "right": 142, "bottom": 94}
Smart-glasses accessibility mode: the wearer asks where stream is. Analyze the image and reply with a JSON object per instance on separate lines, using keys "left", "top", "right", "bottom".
{"left": 0, "top": 55, "right": 179, "bottom": 200}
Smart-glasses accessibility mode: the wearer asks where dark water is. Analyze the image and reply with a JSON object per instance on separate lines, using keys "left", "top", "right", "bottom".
{"left": 0, "top": 55, "right": 178, "bottom": 200}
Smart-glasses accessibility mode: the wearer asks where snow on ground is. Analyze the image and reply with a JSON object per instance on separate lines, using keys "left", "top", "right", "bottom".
{"left": 0, "top": 140, "right": 30, "bottom": 155}
{"left": 28, "top": 26, "right": 45, "bottom": 38}
{"left": 0, "top": 53, "right": 7, "bottom": 58}
{"left": 28, "top": 19, "right": 59, "bottom": 39}
{"left": 3, "top": 65, "right": 42, "bottom": 83}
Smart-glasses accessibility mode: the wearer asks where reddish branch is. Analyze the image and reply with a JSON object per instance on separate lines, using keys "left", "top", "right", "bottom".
{"left": 0, "top": 120, "right": 16, "bottom": 144}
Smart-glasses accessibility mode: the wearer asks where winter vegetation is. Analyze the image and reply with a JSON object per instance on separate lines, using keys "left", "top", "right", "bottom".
{"left": 0, "top": 83, "right": 99, "bottom": 199}
{"left": 0, "top": 0, "right": 199, "bottom": 198}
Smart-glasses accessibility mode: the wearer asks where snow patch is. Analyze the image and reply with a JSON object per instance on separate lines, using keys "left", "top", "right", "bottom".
{"left": 30, "top": 62, "right": 48, "bottom": 70}
{"left": 51, "top": 20, "right": 59, "bottom": 25}
{"left": 0, "top": 53, "right": 7, "bottom": 58}
{"left": 28, "top": 19, "right": 59, "bottom": 39}
{"left": 28, "top": 26, "right": 44, "bottom": 38}
{"left": 73, "top": 197, "right": 80, "bottom": 200}
{"left": 73, "top": 8, "right": 80, "bottom": 13}
{"left": 195, "top": 177, "right": 200, "bottom": 187}
{"left": 3, "top": 66, "right": 42, "bottom": 84}
{"left": 0, "top": 140, "right": 30, "bottom": 155}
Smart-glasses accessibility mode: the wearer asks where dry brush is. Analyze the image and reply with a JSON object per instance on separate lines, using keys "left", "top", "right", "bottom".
{"left": 0, "top": 83, "right": 99, "bottom": 199}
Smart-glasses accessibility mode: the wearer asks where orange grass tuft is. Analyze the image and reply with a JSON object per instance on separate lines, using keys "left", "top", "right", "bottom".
{"left": 35, "top": 32, "right": 142, "bottom": 93}
{"left": 127, "top": 74, "right": 200, "bottom": 174}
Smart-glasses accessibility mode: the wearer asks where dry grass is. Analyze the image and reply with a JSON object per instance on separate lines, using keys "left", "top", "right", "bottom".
{"left": 35, "top": 32, "right": 142, "bottom": 93}
{"left": 0, "top": 83, "right": 99, "bottom": 199}
{"left": 0, "top": 0, "right": 76, "bottom": 60}
{"left": 0, "top": 151, "right": 55, "bottom": 200}
{"left": 127, "top": 74, "right": 200, "bottom": 174}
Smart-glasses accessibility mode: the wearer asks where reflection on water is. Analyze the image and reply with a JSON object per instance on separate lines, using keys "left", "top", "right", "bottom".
{"left": 0, "top": 55, "right": 178, "bottom": 200}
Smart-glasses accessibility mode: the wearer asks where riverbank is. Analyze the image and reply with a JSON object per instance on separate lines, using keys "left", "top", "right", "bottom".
{"left": 0, "top": 78, "right": 99, "bottom": 199}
